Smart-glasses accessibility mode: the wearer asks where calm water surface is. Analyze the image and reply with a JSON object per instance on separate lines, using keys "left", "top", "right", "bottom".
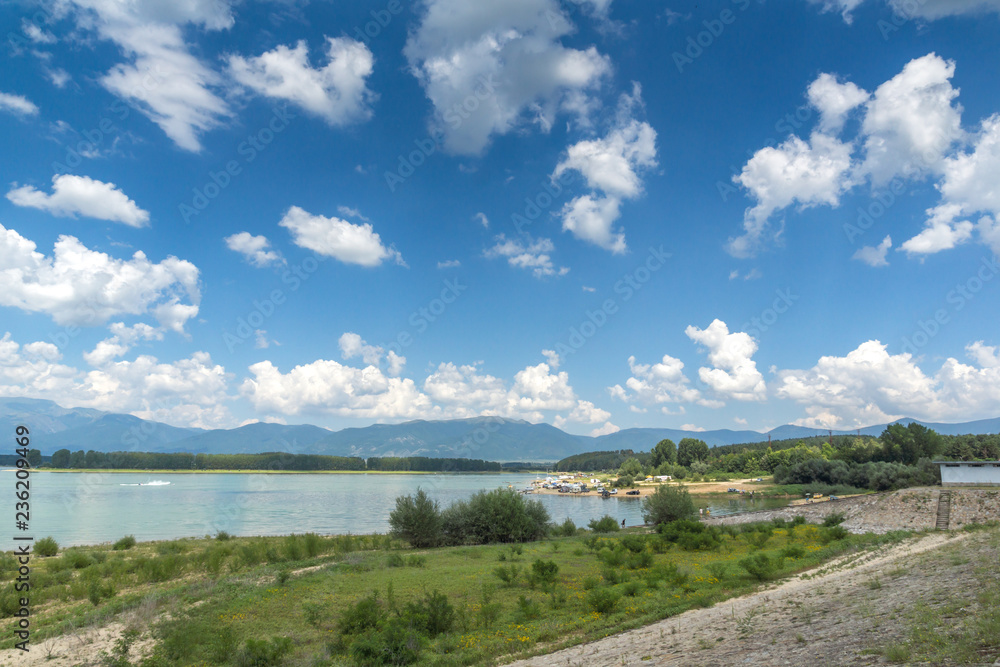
{"left": 11, "top": 471, "right": 789, "bottom": 546}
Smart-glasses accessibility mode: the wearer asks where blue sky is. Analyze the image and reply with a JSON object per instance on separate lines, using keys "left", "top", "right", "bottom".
{"left": 1, "top": 0, "right": 1000, "bottom": 437}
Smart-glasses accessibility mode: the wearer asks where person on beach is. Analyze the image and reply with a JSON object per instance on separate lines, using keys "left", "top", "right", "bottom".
{"left": 621, "top": 518, "right": 626, "bottom": 528}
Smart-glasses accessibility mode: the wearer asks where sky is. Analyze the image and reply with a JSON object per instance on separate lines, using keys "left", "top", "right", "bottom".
{"left": 1, "top": 0, "right": 1000, "bottom": 438}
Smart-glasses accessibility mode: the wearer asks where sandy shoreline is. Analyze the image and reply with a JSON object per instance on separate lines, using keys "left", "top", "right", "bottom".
{"left": 528, "top": 478, "right": 776, "bottom": 498}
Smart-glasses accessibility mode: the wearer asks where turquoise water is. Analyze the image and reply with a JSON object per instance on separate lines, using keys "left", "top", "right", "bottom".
{"left": 8, "top": 471, "right": 789, "bottom": 546}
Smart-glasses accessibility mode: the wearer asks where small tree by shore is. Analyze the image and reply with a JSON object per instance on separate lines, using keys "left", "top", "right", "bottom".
{"left": 642, "top": 485, "right": 695, "bottom": 526}
{"left": 389, "top": 487, "right": 442, "bottom": 548}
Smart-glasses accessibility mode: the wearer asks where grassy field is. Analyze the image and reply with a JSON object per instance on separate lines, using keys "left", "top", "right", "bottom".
{"left": 0, "top": 518, "right": 923, "bottom": 666}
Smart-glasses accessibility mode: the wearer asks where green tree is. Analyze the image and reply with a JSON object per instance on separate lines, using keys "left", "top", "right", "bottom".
{"left": 69, "top": 450, "right": 86, "bottom": 468}
{"left": 650, "top": 439, "right": 676, "bottom": 467}
{"left": 880, "top": 423, "right": 942, "bottom": 465}
{"left": 51, "top": 449, "right": 71, "bottom": 468}
{"left": 641, "top": 485, "right": 696, "bottom": 526}
{"left": 618, "top": 457, "right": 642, "bottom": 478}
{"left": 677, "top": 438, "right": 709, "bottom": 467}
{"left": 26, "top": 449, "right": 42, "bottom": 467}
{"left": 389, "top": 487, "right": 442, "bottom": 548}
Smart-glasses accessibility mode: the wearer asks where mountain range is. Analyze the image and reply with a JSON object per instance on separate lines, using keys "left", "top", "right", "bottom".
{"left": 4, "top": 397, "right": 999, "bottom": 463}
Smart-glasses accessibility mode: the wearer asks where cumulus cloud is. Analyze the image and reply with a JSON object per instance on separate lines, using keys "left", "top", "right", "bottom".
{"left": 7, "top": 174, "right": 149, "bottom": 226}
{"left": 437, "top": 259, "right": 461, "bottom": 269}
{"left": 554, "top": 84, "right": 657, "bottom": 253}
{"left": 0, "top": 92, "right": 39, "bottom": 116}
{"left": 730, "top": 53, "right": 991, "bottom": 259}
{"left": 853, "top": 235, "right": 892, "bottom": 266}
{"left": 2, "top": 330, "right": 233, "bottom": 429}
{"left": 608, "top": 354, "right": 706, "bottom": 406}
{"left": 224, "top": 232, "right": 284, "bottom": 267}
{"left": 229, "top": 37, "right": 375, "bottom": 126}
{"left": 0, "top": 222, "right": 200, "bottom": 331}
{"left": 776, "top": 339, "right": 1000, "bottom": 428}
{"left": 83, "top": 322, "right": 163, "bottom": 366}
{"left": 279, "top": 205, "right": 405, "bottom": 267}
{"left": 404, "top": 0, "right": 611, "bottom": 155}
{"left": 685, "top": 320, "right": 767, "bottom": 401}
{"left": 809, "top": 0, "right": 1000, "bottom": 21}
{"left": 484, "top": 234, "right": 568, "bottom": 278}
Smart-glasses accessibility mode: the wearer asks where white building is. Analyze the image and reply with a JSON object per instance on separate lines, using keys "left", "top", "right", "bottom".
{"left": 936, "top": 461, "right": 1000, "bottom": 486}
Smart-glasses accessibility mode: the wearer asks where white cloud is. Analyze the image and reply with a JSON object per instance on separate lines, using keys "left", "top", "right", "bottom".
{"left": 404, "top": 0, "right": 611, "bottom": 154}
{"left": 254, "top": 330, "right": 271, "bottom": 350}
{"left": 279, "top": 205, "right": 405, "bottom": 267}
{"left": 685, "top": 320, "right": 767, "bottom": 401}
{"left": 558, "top": 194, "right": 626, "bottom": 254}
{"left": 776, "top": 339, "right": 1000, "bottom": 428}
{"left": 474, "top": 212, "right": 489, "bottom": 228}
{"left": 680, "top": 424, "right": 706, "bottom": 432}
{"left": 224, "top": 232, "right": 284, "bottom": 267}
{"left": 807, "top": 73, "right": 869, "bottom": 134}
{"left": 20, "top": 18, "right": 56, "bottom": 44}
{"left": 542, "top": 349, "right": 560, "bottom": 369}
{"left": 7, "top": 174, "right": 149, "bottom": 226}
{"left": 229, "top": 37, "right": 375, "bottom": 126}
{"left": 60, "top": 0, "right": 233, "bottom": 151}
{"left": 437, "top": 259, "right": 461, "bottom": 269}
{"left": 2, "top": 330, "right": 233, "bottom": 429}
{"left": 608, "top": 354, "right": 706, "bottom": 406}
{"left": 734, "top": 417, "right": 748, "bottom": 425}
{"left": 813, "top": 0, "right": 1000, "bottom": 21}
{"left": 338, "top": 332, "right": 405, "bottom": 376}
{"left": 0, "top": 92, "right": 39, "bottom": 116}
{"left": 967, "top": 341, "right": 1000, "bottom": 368}
{"left": 858, "top": 53, "right": 963, "bottom": 185}
{"left": 83, "top": 322, "right": 162, "bottom": 366}
{"left": 553, "top": 84, "right": 657, "bottom": 253}
{"left": 484, "top": 234, "right": 568, "bottom": 278}
{"left": 731, "top": 53, "right": 980, "bottom": 258}
{"left": 853, "top": 234, "right": 892, "bottom": 266}
{"left": 338, "top": 206, "right": 369, "bottom": 221}
{"left": 46, "top": 68, "right": 72, "bottom": 88}
{"left": 590, "top": 421, "right": 619, "bottom": 437}
{"left": 0, "top": 222, "right": 200, "bottom": 331}
{"left": 730, "top": 132, "right": 854, "bottom": 257}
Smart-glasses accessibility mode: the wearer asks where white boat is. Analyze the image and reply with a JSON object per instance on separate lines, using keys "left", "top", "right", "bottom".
{"left": 141, "top": 480, "right": 170, "bottom": 486}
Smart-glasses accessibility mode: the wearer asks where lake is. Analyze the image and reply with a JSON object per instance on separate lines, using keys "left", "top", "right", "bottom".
{"left": 10, "top": 471, "right": 790, "bottom": 546}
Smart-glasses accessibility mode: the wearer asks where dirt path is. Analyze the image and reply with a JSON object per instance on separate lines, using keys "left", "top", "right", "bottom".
{"left": 505, "top": 530, "right": 997, "bottom": 666}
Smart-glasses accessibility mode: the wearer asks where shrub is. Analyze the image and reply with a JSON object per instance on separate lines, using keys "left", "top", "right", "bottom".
{"left": 781, "top": 545, "right": 806, "bottom": 559}
{"left": 618, "top": 535, "right": 647, "bottom": 553}
{"left": 791, "top": 516, "right": 806, "bottom": 526}
{"left": 528, "top": 559, "right": 559, "bottom": 592}
{"left": 596, "top": 546, "right": 625, "bottom": 568}
{"left": 588, "top": 515, "right": 620, "bottom": 533}
{"left": 659, "top": 520, "right": 722, "bottom": 551}
{"left": 338, "top": 592, "right": 386, "bottom": 636}
{"left": 621, "top": 581, "right": 642, "bottom": 597}
{"left": 63, "top": 550, "right": 93, "bottom": 569}
{"left": 820, "top": 526, "right": 849, "bottom": 543}
{"left": 440, "top": 488, "right": 548, "bottom": 545}
{"left": 389, "top": 488, "right": 442, "bottom": 548}
{"left": 234, "top": 637, "right": 292, "bottom": 667}
{"left": 386, "top": 553, "right": 405, "bottom": 568}
{"left": 350, "top": 619, "right": 424, "bottom": 666}
{"left": 403, "top": 590, "right": 454, "bottom": 638}
{"left": 625, "top": 550, "right": 653, "bottom": 569}
{"left": 34, "top": 536, "right": 58, "bottom": 557}
{"left": 215, "top": 531, "right": 232, "bottom": 541}
{"left": 493, "top": 564, "right": 521, "bottom": 587}
{"left": 744, "top": 530, "right": 772, "bottom": 550}
{"left": 406, "top": 555, "right": 426, "bottom": 568}
{"left": 705, "top": 562, "right": 728, "bottom": 581}
{"left": 739, "top": 553, "right": 778, "bottom": 581}
{"left": 515, "top": 595, "right": 541, "bottom": 621}
{"left": 642, "top": 486, "right": 695, "bottom": 526}
{"left": 587, "top": 588, "right": 620, "bottom": 613}
{"left": 823, "top": 512, "right": 846, "bottom": 527}
{"left": 555, "top": 518, "right": 578, "bottom": 537}
{"left": 113, "top": 535, "right": 137, "bottom": 551}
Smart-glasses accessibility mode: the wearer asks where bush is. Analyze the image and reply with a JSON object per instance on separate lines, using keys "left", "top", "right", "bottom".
{"left": 642, "top": 486, "right": 695, "bottom": 526}
{"left": 618, "top": 535, "right": 647, "bottom": 553}
{"left": 659, "top": 520, "right": 722, "bottom": 551}
{"left": 781, "top": 545, "right": 806, "bottom": 559}
{"left": 515, "top": 595, "right": 541, "bottom": 621}
{"left": 528, "top": 559, "right": 559, "bottom": 592}
{"left": 739, "top": 553, "right": 778, "bottom": 581}
{"left": 388, "top": 488, "right": 442, "bottom": 548}
{"left": 554, "top": 518, "right": 577, "bottom": 537}
{"left": 587, "top": 588, "right": 620, "bottom": 613}
{"left": 350, "top": 619, "right": 424, "bottom": 666}
{"left": 113, "top": 535, "right": 137, "bottom": 551}
{"left": 493, "top": 564, "right": 521, "bottom": 587}
{"left": 215, "top": 531, "right": 232, "bottom": 541}
{"left": 34, "top": 536, "right": 58, "bottom": 557}
{"left": 234, "top": 637, "right": 292, "bottom": 667}
{"left": 823, "top": 512, "right": 846, "bottom": 527}
{"left": 820, "top": 526, "right": 849, "bottom": 543}
{"left": 588, "top": 515, "right": 621, "bottom": 533}
{"left": 445, "top": 488, "right": 549, "bottom": 545}
{"left": 403, "top": 590, "right": 454, "bottom": 638}
{"left": 339, "top": 592, "right": 386, "bottom": 636}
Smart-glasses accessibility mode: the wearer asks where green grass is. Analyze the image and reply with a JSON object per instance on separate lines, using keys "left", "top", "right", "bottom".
{"left": 0, "top": 524, "right": 916, "bottom": 665}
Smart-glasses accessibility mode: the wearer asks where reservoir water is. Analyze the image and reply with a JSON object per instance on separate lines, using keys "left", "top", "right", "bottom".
{"left": 10, "top": 471, "right": 790, "bottom": 546}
